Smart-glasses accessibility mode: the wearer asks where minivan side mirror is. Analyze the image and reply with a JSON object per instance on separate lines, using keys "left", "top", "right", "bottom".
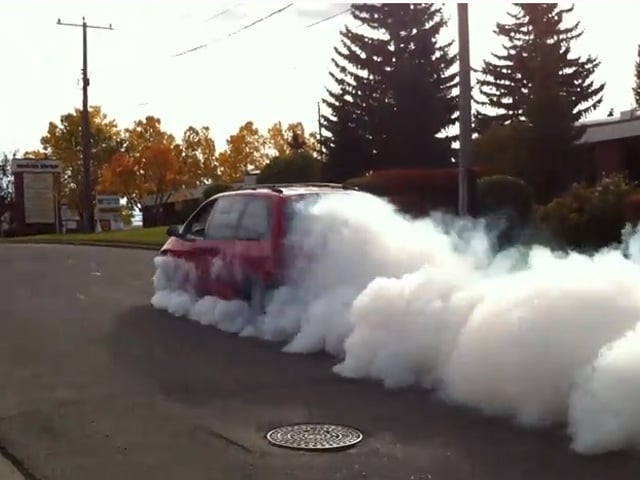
{"left": 166, "top": 225, "right": 182, "bottom": 238}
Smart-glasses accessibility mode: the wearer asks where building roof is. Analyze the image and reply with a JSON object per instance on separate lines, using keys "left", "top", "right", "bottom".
{"left": 577, "top": 109, "right": 640, "bottom": 144}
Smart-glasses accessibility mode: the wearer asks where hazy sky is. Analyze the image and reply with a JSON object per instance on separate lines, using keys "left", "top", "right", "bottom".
{"left": 1, "top": 1, "right": 638, "bottom": 155}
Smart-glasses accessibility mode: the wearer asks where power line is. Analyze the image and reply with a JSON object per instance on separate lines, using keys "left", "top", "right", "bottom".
{"left": 305, "top": 7, "right": 350, "bottom": 29}
{"left": 173, "top": 3, "right": 294, "bottom": 58}
{"left": 132, "top": 5, "right": 353, "bottom": 108}
{"left": 204, "top": 3, "right": 243, "bottom": 23}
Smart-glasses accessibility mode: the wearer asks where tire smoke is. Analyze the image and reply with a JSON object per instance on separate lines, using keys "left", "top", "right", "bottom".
{"left": 151, "top": 192, "right": 640, "bottom": 455}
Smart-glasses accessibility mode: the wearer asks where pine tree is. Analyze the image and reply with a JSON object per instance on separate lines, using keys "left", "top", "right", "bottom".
{"left": 321, "top": 3, "right": 458, "bottom": 181}
{"left": 477, "top": 3, "right": 604, "bottom": 200}
{"left": 634, "top": 45, "right": 640, "bottom": 108}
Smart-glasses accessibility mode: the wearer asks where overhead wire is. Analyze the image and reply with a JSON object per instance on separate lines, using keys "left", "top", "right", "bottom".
{"left": 305, "top": 7, "right": 350, "bottom": 29}
{"left": 204, "top": 3, "right": 243, "bottom": 23}
{"left": 173, "top": 3, "right": 294, "bottom": 58}
{"left": 131, "top": 5, "right": 353, "bottom": 110}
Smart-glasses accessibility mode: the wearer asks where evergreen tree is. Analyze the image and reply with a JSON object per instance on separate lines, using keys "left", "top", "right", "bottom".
{"left": 322, "top": 3, "right": 458, "bottom": 181}
{"left": 477, "top": 3, "right": 604, "bottom": 200}
{"left": 634, "top": 45, "right": 640, "bottom": 108}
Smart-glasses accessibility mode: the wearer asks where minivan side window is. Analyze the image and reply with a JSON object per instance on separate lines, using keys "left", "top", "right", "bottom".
{"left": 205, "top": 196, "right": 247, "bottom": 240}
{"left": 182, "top": 201, "right": 215, "bottom": 239}
{"left": 237, "top": 197, "right": 272, "bottom": 240}
{"left": 284, "top": 193, "right": 321, "bottom": 232}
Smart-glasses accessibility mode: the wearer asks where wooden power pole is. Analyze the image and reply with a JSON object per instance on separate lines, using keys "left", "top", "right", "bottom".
{"left": 57, "top": 17, "right": 113, "bottom": 233}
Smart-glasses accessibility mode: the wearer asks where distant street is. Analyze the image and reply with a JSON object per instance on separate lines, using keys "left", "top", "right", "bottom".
{"left": 1, "top": 244, "right": 639, "bottom": 480}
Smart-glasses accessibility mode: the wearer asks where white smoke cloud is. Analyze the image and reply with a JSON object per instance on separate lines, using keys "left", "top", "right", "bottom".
{"left": 151, "top": 191, "right": 640, "bottom": 455}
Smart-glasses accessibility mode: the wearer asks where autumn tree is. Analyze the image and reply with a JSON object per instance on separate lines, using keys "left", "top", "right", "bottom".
{"left": 180, "top": 126, "right": 218, "bottom": 184}
{"left": 322, "top": 3, "right": 458, "bottom": 181}
{"left": 477, "top": 3, "right": 604, "bottom": 200}
{"left": 0, "top": 152, "right": 14, "bottom": 215}
{"left": 217, "top": 121, "right": 268, "bottom": 182}
{"left": 266, "top": 121, "right": 318, "bottom": 157}
{"left": 139, "top": 143, "right": 186, "bottom": 216}
{"left": 22, "top": 150, "right": 48, "bottom": 159}
{"left": 634, "top": 44, "right": 640, "bottom": 108}
{"left": 40, "top": 106, "right": 122, "bottom": 216}
{"left": 100, "top": 116, "right": 196, "bottom": 215}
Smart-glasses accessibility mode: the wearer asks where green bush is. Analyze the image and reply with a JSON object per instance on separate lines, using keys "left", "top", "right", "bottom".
{"left": 257, "top": 151, "right": 322, "bottom": 184}
{"left": 345, "top": 168, "right": 482, "bottom": 216}
{"left": 477, "top": 175, "right": 534, "bottom": 221}
{"left": 539, "top": 174, "right": 636, "bottom": 250}
{"left": 202, "top": 182, "right": 233, "bottom": 200}
{"left": 476, "top": 175, "right": 534, "bottom": 248}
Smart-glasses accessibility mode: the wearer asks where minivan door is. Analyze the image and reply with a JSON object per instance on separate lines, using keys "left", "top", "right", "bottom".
{"left": 195, "top": 194, "right": 248, "bottom": 299}
{"left": 234, "top": 195, "right": 276, "bottom": 301}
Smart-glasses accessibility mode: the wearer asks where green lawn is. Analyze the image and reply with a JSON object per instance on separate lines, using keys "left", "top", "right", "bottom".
{"left": 1, "top": 226, "right": 169, "bottom": 247}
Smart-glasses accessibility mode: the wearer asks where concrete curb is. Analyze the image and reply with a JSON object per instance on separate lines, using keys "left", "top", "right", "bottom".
{"left": 1, "top": 240, "right": 160, "bottom": 251}
{"left": 0, "top": 447, "right": 29, "bottom": 480}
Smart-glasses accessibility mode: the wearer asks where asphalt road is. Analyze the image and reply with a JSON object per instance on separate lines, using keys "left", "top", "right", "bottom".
{"left": 1, "top": 244, "right": 639, "bottom": 480}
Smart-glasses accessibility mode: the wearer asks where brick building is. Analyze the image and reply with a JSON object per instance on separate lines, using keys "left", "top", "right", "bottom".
{"left": 577, "top": 108, "right": 640, "bottom": 181}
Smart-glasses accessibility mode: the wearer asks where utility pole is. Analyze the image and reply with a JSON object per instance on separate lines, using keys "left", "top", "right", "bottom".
{"left": 457, "top": 3, "right": 472, "bottom": 217}
{"left": 317, "top": 101, "right": 324, "bottom": 161}
{"left": 57, "top": 17, "right": 113, "bottom": 233}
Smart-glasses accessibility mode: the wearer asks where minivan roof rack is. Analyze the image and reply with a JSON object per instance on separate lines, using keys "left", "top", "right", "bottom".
{"left": 232, "top": 182, "right": 358, "bottom": 194}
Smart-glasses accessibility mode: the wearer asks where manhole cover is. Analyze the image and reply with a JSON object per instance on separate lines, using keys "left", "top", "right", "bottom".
{"left": 265, "top": 423, "right": 363, "bottom": 451}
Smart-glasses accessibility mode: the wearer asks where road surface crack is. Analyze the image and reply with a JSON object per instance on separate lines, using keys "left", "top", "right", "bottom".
{"left": 201, "top": 427, "right": 253, "bottom": 455}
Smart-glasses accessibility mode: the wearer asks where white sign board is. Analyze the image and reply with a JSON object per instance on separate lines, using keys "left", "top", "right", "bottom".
{"left": 96, "top": 195, "right": 121, "bottom": 208}
{"left": 23, "top": 172, "right": 55, "bottom": 223}
{"left": 11, "top": 159, "right": 61, "bottom": 173}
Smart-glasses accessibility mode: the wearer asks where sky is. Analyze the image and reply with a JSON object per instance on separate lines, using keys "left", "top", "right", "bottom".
{"left": 1, "top": 0, "right": 639, "bottom": 155}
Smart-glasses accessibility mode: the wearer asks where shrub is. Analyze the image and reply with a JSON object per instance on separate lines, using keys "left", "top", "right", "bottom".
{"left": 345, "top": 168, "right": 486, "bottom": 216}
{"left": 257, "top": 151, "right": 322, "bottom": 184}
{"left": 539, "top": 174, "right": 636, "bottom": 250}
{"left": 477, "top": 175, "right": 535, "bottom": 248}
{"left": 477, "top": 175, "right": 534, "bottom": 221}
{"left": 202, "top": 182, "right": 233, "bottom": 200}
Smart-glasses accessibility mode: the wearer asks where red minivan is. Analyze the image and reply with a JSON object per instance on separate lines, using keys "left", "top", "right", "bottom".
{"left": 160, "top": 183, "right": 358, "bottom": 313}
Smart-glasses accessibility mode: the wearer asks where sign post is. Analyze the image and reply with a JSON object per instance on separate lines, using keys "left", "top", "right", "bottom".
{"left": 95, "top": 194, "right": 123, "bottom": 232}
{"left": 11, "top": 159, "right": 62, "bottom": 235}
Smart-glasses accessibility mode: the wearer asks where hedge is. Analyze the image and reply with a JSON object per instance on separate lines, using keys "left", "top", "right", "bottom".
{"left": 345, "top": 167, "right": 492, "bottom": 216}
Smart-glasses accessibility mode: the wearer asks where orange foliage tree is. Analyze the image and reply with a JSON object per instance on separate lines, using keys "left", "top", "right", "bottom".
{"left": 266, "top": 121, "right": 319, "bottom": 157}
{"left": 217, "top": 121, "right": 268, "bottom": 182}
{"left": 21, "top": 150, "right": 48, "bottom": 159}
{"left": 99, "top": 116, "right": 198, "bottom": 214}
{"left": 180, "top": 125, "right": 218, "bottom": 183}
{"left": 39, "top": 106, "right": 122, "bottom": 215}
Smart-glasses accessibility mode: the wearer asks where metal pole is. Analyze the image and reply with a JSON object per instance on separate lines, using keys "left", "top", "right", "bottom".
{"left": 317, "top": 101, "right": 324, "bottom": 160}
{"left": 57, "top": 17, "right": 113, "bottom": 232}
{"left": 457, "top": 3, "right": 472, "bottom": 216}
